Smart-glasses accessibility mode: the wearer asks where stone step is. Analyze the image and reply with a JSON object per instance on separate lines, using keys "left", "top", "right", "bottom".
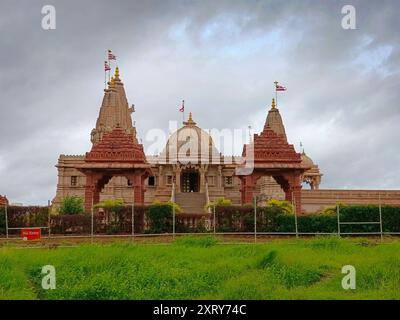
{"left": 175, "top": 192, "right": 207, "bottom": 214}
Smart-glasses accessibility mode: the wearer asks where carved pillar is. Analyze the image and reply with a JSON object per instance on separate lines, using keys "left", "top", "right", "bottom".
{"left": 199, "top": 165, "right": 206, "bottom": 193}
{"left": 158, "top": 166, "right": 163, "bottom": 187}
{"left": 128, "top": 173, "right": 146, "bottom": 204}
{"left": 84, "top": 172, "right": 98, "bottom": 213}
{"left": 174, "top": 165, "right": 181, "bottom": 193}
{"left": 217, "top": 165, "right": 222, "bottom": 189}
{"left": 283, "top": 173, "right": 302, "bottom": 214}
{"left": 84, "top": 184, "right": 95, "bottom": 213}
{"left": 240, "top": 175, "right": 255, "bottom": 204}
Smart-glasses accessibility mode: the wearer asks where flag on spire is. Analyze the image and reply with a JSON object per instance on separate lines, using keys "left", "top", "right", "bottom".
{"left": 179, "top": 100, "right": 185, "bottom": 112}
{"left": 104, "top": 61, "right": 111, "bottom": 71}
{"left": 108, "top": 49, "right": 116, "bottom": 60}
{"left": 275, "top": 84, "right": 287, "bottom": 91}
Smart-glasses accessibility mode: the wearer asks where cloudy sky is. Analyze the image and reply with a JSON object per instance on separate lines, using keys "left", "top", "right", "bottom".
{"left": 0, "top": 0, "right": 399, "bottom": 205}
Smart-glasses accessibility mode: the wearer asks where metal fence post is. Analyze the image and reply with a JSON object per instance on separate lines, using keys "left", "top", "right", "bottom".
{"left": 47, "top": 200, "right": 51, "bottom": 239}
{"left": 379, "top": 193, "right": 383, "bottom": 242}
{"left": 213, "top": 204, "right": 216, "bottom": 234}
{"left": 131, "top": 201, "right": 135, "bottom": 241}
{"left": 337, "top": 203, "right": 341, "bottom": 237}
{"left": 5, "top": 204, "right": 8, "bottom": 239}
{"left": 293, "top": 198, "right": 298, "bottom": 239}
{"left": 172, "top": 203, "right": 176, "bottom": 240}
{"left": 254, "top": 196, "right": 257, "bottom": 243}
{"left": 91, "top": 198, "right": 94, "bottom": 243}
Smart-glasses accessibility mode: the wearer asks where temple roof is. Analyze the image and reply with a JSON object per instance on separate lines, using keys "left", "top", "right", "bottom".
{"left": 91, "top": 67, "right": 137, "bottom": 144}
{"left": 240, "top": 98, "right": 307, "bottom": 170}
{"left": 85, "top": 127, "right": 146, "bottom": 163}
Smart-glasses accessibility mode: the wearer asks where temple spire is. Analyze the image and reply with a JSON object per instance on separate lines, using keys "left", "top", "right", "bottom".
{"left": 264, "top": 98, "right": 287, "bottom": 142}
{"left": 91, "top": 66, "right": 137, "bottom": 145}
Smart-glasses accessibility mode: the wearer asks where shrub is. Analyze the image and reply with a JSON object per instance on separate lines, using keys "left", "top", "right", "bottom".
{"left": 94, "top": 198, "right": 124, "bottom": 213}
{"left": 146, "top": 200, "right": 181, "bottom": 233}
{"left": 266, "top": 199, "right": 293, "bottom": 214}
{"left": 205, "top": 197, "right": 232, "bottom": 212}
{"left": 59, "top": 196, "right": 84, "bottom": 215}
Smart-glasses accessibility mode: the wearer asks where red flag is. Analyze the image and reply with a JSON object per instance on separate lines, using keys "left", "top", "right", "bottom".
{"left": 104, "top": 61, "right": 111, "bottom": 71}
{"left": 276, "top": 84, "right": 287, "bottom": 91}
{"left": 108, "top": 49, "right": 116, "bottom": 60}
{"left": 179, "top": 100, "right": 185, "bottom": 112}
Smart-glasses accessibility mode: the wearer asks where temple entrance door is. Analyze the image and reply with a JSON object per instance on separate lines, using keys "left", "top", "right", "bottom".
{"left": 181, "top": 170, "right": 199, "bottom": 192}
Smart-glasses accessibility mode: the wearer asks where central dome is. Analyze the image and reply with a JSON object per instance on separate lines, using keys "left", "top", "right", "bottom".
{"left": 159, "top": 112, "right": 221, "bottom": 164}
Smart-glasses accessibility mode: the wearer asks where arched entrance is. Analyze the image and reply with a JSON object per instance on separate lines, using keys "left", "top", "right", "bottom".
{"left": 181, "top": 169, "right": 199, "bottom": 192}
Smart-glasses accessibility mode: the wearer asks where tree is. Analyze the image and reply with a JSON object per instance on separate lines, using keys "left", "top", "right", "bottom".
{"left": 267, "top": 199, "right": 293, "bottom": 214}
{"left": 59, "top": 196, "right": 84, "bottom": 215}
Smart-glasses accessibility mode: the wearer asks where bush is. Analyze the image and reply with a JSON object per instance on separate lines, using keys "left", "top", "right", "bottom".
{"left": 59, "top": 196, "right": 84, "bottom": 215}
{"left": 205, "top": 197, "right": 232, "bottom": 212}
{"left": 146, "top": 201, "right": 181, "bottom": 234}
{"left": 0, "top": 206, "right": 49, "bottom": 233}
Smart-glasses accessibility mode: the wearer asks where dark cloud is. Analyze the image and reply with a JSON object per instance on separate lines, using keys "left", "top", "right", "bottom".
{"left": 0, "top": 0, "right": 399, "bottom": 204}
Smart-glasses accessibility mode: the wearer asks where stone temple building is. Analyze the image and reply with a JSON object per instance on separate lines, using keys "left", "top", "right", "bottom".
{"left": 53, "top": 67, "right": 400, "bottom": 213}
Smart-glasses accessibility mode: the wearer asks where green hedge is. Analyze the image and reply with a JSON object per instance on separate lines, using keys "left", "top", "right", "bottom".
{"left": 213, "top": 204, "right": 400, "bottom": 234}
{"left": 1, "top": 204, "right": 399, "bottom": 235}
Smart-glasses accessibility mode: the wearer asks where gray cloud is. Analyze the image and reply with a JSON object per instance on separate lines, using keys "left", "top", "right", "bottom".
{"left": 0, "top": 0, "right": 399, "bottom": 204}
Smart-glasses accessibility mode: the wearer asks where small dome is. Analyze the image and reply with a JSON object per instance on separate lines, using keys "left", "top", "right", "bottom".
{"left": 301, "top": 151, "right": 315, "bottom": 168}
{"left": 159, "top": 113, "right": 220, "bottom": 164}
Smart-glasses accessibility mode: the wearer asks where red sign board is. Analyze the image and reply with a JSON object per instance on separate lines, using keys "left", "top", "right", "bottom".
{"left": 21, "top": 228, "right": 41, "bottom": 241}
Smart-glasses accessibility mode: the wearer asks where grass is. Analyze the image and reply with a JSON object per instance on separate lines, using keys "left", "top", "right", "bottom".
{"left": 0, "top": 236, "right": 399, "bottom": 300}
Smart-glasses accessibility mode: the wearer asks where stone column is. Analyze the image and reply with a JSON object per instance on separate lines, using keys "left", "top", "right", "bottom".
{"left": 240, "top": 175, "right": 255, "bottom": 204}
{"left": 199, "top": 168, "right": 206, "bottom": 193}
{"left": 128, "top": 173, "right": 145, "bottom": 204}
{"left": 84, "top": 183, "right": 96, "bottom": 213}
{"left": 174, "top": 165, "right": 181, "bottom": 193}
{"left": 283, "top": 173, "right": 303, "bottom": 214}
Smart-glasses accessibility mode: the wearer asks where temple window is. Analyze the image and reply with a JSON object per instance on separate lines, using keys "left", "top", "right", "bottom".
{"left": 224, "top": 176, "right": 233, "bottom": 186}
{"left": 71, "top": 176, "right": 78, "bottom": 186}
{"left": 148, "top": 176, "right": 156, "bottom": 186}
{"left": 166, "top": 175, "right": 173, "bottom": 185}
{"left": 207, "top": 176, "right": 215, "bottom": 186}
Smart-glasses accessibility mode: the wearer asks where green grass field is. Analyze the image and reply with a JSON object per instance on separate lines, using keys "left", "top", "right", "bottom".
{"left": 0, "top": 236, "right": 399, "bottom": 300}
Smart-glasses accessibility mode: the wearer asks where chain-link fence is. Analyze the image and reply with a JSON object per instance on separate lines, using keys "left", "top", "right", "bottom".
{"left": 1, "top": 202, "right": 400, "bottom": 242}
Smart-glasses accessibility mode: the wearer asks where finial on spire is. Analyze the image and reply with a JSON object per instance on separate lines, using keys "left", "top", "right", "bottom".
{"left": 114, "top": 66, "right": 120, "bottom": 79}
{"left": 271, "top": 98, "right": 276, "bottom": 109}
{"left": 183, "top": 111, "right": 196, "bottom": 126}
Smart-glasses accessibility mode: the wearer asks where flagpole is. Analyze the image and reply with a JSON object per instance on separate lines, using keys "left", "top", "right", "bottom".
{"left": 274, "top": 81, "right": 278, "bottom": 107}
{"left": 183, "top": 100, "right": 185, "bottom": 123}
{"left": 104, "top": 61, "right": 107, "bottom": 89}
{"left": 107, "top": 50, "right": 111, "bottom": 81}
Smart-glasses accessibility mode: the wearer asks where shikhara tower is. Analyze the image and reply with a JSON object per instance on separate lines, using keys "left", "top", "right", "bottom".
{"left": 54, "top": 67, "right": 324, "bottom": 213}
